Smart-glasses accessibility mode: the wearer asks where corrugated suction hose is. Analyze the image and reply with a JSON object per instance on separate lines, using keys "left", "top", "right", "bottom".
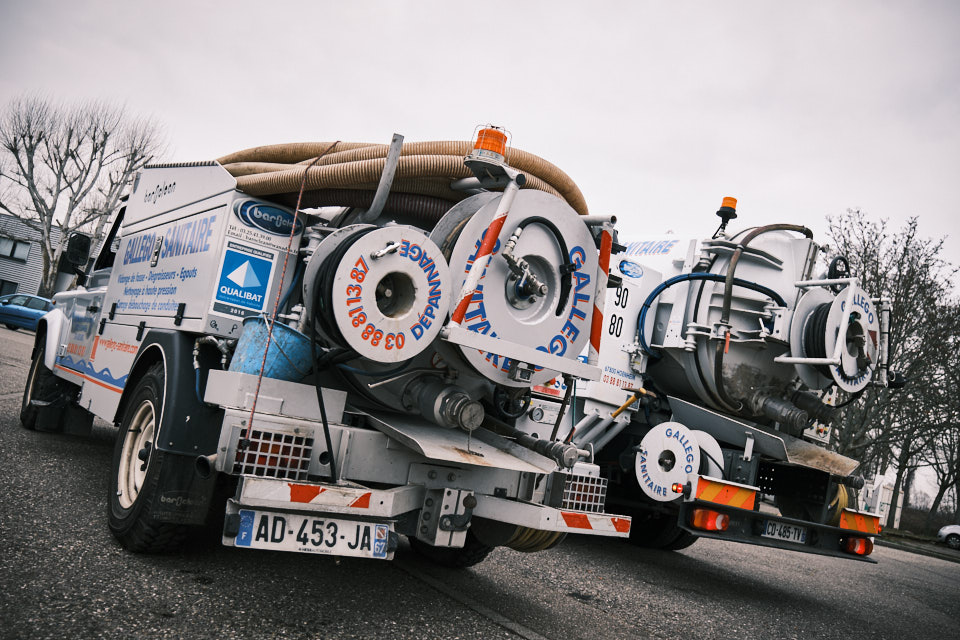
{"left": 217, "top": 140, "right": 589, "bottom": 217}
{"left": 505, "top": 527, "right": 567, "bottom": 552}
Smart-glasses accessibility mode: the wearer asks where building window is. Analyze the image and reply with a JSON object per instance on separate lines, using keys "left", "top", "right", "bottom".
{"left": 0, "top": 237, "right": 31, "bottom": 262}
{"left": 0, "top": 279, "right": 17, "bottom": 296}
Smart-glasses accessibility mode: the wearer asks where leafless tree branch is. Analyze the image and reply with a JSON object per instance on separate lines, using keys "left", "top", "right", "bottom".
{"left": 0, "top": 95, "right": 165, "bottom": 294}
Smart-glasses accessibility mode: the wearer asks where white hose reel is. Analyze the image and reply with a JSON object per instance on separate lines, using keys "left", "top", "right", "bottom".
{"left": 635, "top": 422, "right": 703, "bottom": 502}
{"left": 308, "top": 225, "right": 451, "bottom": 363}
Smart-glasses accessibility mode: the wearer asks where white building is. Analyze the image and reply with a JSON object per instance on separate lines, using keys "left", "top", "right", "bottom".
{"left": 0, "top": 213, "right": 58, "bottom": 297}
{"left": 861, "top": 476, "right": 902, "bottom": 529}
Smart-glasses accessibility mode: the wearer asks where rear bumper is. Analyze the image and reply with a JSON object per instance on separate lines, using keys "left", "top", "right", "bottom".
{"left": 678, "top": 500, "right": 878, "bottom": 563}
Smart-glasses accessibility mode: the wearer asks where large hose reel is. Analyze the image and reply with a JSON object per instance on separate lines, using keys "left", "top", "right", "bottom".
{"left": 306, "top": 225, "right": 451, "bottom": 363}
{"left": 436, "top": 190, "right": 599, "bottom": 387}
{"left": 790, "top": 282, "right": 880, "bottom": 393}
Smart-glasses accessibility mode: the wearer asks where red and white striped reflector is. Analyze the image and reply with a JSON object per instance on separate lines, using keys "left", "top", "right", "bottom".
{"left": 588, "top": 227, "right": 613, "bottom": 363}
{"left": 242, "top": 478, "right": 372, "bottom": 510}
{"left": 560, "top": 511, "right": 631, "bottom": 534}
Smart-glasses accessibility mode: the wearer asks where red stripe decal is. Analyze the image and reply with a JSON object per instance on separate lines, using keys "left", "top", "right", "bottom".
{"left": 349, "top": 492, "right": 372, "bottom": 509}
{"left": 598, "top": 229, "right": 612, "bottom": 276}
{"left": 589, "top": 304, "right": 604, "bottom": 352}
{"left": 54, "top": 365, "right": 122, "bottom": 393}
{"left": 612, "top": 517, "right": 631, "bottom": 533}
{"left": 561, "top": 512, "right": 592, "bottom": 529}
{"left": 289, "top": 484, "right": 324, "bottom": 503}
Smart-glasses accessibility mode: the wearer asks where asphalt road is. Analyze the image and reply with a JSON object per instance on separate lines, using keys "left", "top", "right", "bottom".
{"left": 1, "top": 326, "right": 957, "bottom": 640}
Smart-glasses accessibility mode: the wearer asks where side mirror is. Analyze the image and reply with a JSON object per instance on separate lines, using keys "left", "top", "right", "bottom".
{"left": 66, "top": 233, "right": 91, "bottom": 266}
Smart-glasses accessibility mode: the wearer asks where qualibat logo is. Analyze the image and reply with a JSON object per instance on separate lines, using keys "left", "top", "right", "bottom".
{"left": 234, "top": 200, "right": 303, "bottom": 236}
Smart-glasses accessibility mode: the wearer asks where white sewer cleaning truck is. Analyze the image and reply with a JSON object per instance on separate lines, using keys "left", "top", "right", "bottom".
{"left": 21, "top": 127, "right": 894, "bottom": 565}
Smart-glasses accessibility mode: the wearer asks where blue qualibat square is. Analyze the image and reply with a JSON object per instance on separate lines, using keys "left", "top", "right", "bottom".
{"left": 216, "top": 249, "right": 273, "bottom": 311}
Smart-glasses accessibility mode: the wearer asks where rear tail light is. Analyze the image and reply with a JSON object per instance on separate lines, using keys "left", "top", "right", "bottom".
{"left": 842, "top": 537, "right": 874, "bottom": 556}
{"left": 691, "top": 508, "right": 729, "bottom": 532}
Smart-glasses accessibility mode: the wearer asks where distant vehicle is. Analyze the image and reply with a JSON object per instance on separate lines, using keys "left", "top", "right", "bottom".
{"left": 0, "top": 293, "right": 53, "bottom": 331}
{"left": 937, "top": 524, "right": 960, "bottom": 550}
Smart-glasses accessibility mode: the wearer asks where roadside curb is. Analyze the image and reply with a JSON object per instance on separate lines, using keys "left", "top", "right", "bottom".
{"left": 875, "top": 538, "right": 960, "bottom": 564}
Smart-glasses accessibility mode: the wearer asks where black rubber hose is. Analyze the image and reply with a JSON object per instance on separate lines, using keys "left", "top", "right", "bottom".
{"left": 636, "top": 272, "right": 788, "bottom": 357}
{"left": 312, "top": 227, "right": 377, "bottom": 349}
{"left": 516, "top": 215, "right": 574, "bottom": 315}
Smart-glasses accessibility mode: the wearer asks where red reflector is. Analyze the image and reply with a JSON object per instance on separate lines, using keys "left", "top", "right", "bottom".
{"left": 843, "top": 537, "right": 874, "bottom": 556}
{"left": 691, "top": 508, "right": 729, "bottom": 532}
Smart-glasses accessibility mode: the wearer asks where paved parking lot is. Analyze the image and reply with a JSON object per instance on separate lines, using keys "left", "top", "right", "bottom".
{"left": 1, "top": 325, "right": 957, "bottom": 639}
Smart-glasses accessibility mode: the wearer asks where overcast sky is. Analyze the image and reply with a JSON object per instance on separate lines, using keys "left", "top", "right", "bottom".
{"left": 2, "top": 0, "right": 958, "bottom": 276}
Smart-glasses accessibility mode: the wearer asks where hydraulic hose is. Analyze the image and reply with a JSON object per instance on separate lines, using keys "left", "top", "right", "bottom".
{"left": 714, "top": 225, "right": 813, "bottom": 412}
{"left": 515, "top": 215, "right": 574, "bottom": 315}
{"left": 636, "top": 272, "right": 788, "bottom": 358}
{"left": 217, "top": 140, "right": 589, "bottom": 216}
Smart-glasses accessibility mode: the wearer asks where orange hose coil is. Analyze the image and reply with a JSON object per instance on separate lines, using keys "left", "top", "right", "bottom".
{"left": 217, "top": 140, "right": 589, "bottom": 216}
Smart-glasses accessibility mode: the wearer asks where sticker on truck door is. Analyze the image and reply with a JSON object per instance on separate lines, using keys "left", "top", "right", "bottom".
{"left": 211, "top": 241, "right": 275, "bottom": 318}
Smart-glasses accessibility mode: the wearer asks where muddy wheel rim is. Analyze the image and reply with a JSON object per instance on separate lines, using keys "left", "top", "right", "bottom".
{"left": 23, "top": 355, "right": 40, "bottom": 411}
{"left": 117, "top": 400, "right": 155, "bottom": 509}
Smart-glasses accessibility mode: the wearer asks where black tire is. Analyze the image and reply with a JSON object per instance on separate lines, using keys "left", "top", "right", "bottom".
{"left": 626, "top": 512, "right": 691, "bottom": 550}
{"left": 20, "top": 334, "right": 68, "bottom": 431}
{"left": 946, "top": 534, "right": 960, "bottom": 550}
{"left": 408, "top": 531, "right": 494, "bottom": 568}
{"left": 108, "top": 362, "right": 188, "bottom": 553}
{"left": 6, "top": 323, "right": 18, "bottom": 331}
{"left": 661, "top": 529, "right": 698, "bottom": 551}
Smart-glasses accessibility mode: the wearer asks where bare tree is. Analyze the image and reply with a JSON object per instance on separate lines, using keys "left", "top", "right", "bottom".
{"left": 824, "top": 209, "right": 958, "bottom": 528}
{"left": 0, "top": 96, "right": 163, "bottom": 295}
{"left": 920, "top": 304, "right": 960, "bottom": 532}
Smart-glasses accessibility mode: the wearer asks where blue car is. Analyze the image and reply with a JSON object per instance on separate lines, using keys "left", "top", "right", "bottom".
{"left": 0, "top": 293, "right": 53, "bottom": 331}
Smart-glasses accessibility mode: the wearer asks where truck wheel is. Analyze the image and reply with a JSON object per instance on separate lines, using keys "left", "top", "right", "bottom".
{"left": 108, "top": 362, "right": 188, "bottom": 553}
{"left": 20, "top": 334, "right": 67, "bottom": 431}
{"left": 627, "top": 512, "right": 690, "bottom": 550}
{"left": 408, "top": 531, "right": 494, "bottom": 568}
{"left": 661, "top": 529, "right": 698, "bottom": 551}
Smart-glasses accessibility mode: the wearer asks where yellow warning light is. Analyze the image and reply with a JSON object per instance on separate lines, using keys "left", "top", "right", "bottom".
{"left": 721, "top": 196, "right": 738, "bottom": 210}
{"left": 470, "top": 125, "right": 509, "bottom": 163}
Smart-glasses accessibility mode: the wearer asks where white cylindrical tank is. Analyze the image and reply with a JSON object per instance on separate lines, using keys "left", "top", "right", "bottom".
{"left": 625, "top": 224, "right": 881, "bottom": 428}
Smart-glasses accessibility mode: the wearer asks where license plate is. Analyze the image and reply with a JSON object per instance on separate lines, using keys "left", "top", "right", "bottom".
{"left": 234, "top": 509, "right": 391, "bottom": 559}
{"left": 761, "top": 520, "right": 808, "bottom": 544}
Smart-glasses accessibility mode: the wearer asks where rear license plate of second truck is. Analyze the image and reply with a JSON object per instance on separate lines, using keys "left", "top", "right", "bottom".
{"left": 235, "top": 509, "right": 391, "bottom": 559}
{"left": 761, "top": 520, "right": 808, "bottom": 544}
